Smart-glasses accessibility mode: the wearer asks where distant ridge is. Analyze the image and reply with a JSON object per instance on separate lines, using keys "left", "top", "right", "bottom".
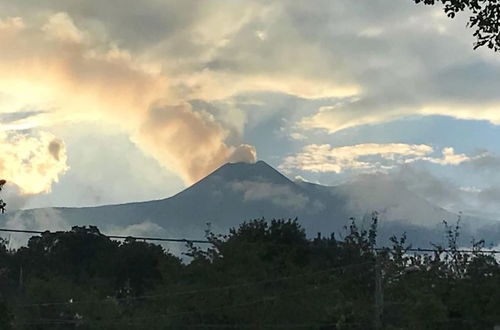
{"left": 1, "top": 160, "right": 499, "bottom": 248}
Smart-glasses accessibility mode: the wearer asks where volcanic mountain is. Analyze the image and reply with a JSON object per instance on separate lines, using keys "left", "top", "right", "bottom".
{"left": 1, "top": 161, "right": 498, "bottom": 248}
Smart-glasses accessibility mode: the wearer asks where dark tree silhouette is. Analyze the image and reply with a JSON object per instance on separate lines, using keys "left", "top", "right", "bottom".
{"left": 0, "top": 219, "right": 498, "bottom": 328}
{"left": 0, "top": 180, "right": 6, "bottom": 214}
{"left": 413, "top": 0, "right": 500, "bottom": 51}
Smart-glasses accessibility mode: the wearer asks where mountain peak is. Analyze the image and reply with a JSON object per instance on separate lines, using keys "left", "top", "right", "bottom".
{"left": 206, "top": 160, "right": 291, "bottom": 184}
{"left": 170, "top": 160, "right": 296, "bottom": 201}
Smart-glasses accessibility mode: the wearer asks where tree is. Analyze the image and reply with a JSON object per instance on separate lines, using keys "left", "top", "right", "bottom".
{"left": 0, "top": 219, "right": 497, "bottom": 328}
{"left": 0, "top": 180, "right": 6, "bottom": 213}
{"left": 413, "top": 0, "right": 500, "bottom": 51}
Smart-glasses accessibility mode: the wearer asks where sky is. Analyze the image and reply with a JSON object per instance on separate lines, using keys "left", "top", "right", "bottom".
{"left": 2, "top": 0, "right": 500, "bottom": 219}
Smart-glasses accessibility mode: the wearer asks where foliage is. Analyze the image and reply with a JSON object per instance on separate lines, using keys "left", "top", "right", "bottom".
{"left": 0, "top": 180, "right": 6, "bottom": 214}
{"left": 413, "top": 0, "right": 500, "bottom": 51}
{"left": 0, "top": 219, "right": 497, "bottom": 329}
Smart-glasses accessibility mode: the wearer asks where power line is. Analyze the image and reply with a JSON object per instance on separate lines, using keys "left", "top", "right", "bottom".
{"left": 0, "top": 228, "right": 211, "bottom": 244}
{"left": 15, "top": 281, "right": 348, "bottom": 327}
{"left": 15, "top": 319, "right": 344, "bottom": 328}
{"left": 375, "top": 247, "right": 500, "bottom": 254}
{"left": 6, "top": 224, "right": 498, "bottom": 327}
{"left": 16, "top": 261, "right": 374, "bottom": 309}
{"left": 1, "top": 227, "right": 499, "bottom": 253}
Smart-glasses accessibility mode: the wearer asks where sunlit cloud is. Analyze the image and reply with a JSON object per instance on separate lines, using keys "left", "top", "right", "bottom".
{"left": 280, "top": 143, "right": 471, "bottom": 174}
{"left": 171, "top": 71, "right": 360, "bottom": 101}
{"left": 0, "top": 131, "right": 68, "bottom": 194}
{"left": 301, "top": 102, "right": 500, "bottom": 134}
{"left": 0, "top": 12, "right": 259, "bottom": 186}
{"left": 137, "top": 103, "right": 256, "bottom": 183}
{"left": 426, "top": 147, "right": 470, "bottom": 165}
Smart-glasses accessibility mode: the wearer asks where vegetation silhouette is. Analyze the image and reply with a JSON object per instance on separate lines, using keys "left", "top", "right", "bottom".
{"left": 413, "top": 0, "right": 500, "bottom": 50}
{"left": 0, "top": 180, "right": 6, "bottom": 214}
{"left": 0, "top": 217, "right": 497, "bottom": 329}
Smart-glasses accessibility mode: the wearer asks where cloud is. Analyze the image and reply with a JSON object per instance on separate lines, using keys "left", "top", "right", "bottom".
{"left": 2, "top": 208, "right": 69, "bottom": 248}
{"left": 426, "top": 147, "right": 470, "bottom": 165}
{"left": 48, "top": 139, "right": 63, "bottom": 161}
{"left": 1, "top": 185, "right": 30, "bottom": 211}
{"left": 104, "top": 221, "right": 200, "bottom": 256}
{"left": 42, "top": 12, "right": 85, "bottom": 43}
{"left": 0, "top": 16, "right": 23, "bottom": 30}
{"left": 466, "top": 152, "right": 500, "bottom": 172}
{"left": 0, "top": 12, "right": 258, "bottom": 186}
{"left": 335, "top": 170, "right": 455, "bottom": 227}
{"left": 457, "top": 152, "right": 500, "bottom": 217}
{"left": 0, "top": 111, "right": 45, "bottom": 124}
{"left": 301, "top": 101, "right": 500, "bottom": 135}
{"left": 106, "top": 221, "right": 165, "bottom": 238}
{"left": 5, "top": 208, "right": 68, "bottom": 231}
{"left": 4, "top": 0, "right": 500, "bottom": 135}
{"left": 171, "top": 71, "right": 359, "bottom": 101}
{"left": 3, "top": 0, "right": 500, "bottom": 197}
{"left": 336, "top": 160, "right": 500, "bottom": 223}
{"left": 231, "top": 180, "right": 309, "bottom": 210}
{"left": 280, "top": 143, "right": 470, "bottom": 174}
{"left": 0, "top": 131, "right": 68, "bottom": 194}
{"left": 138, "top": 103, "right": 256, "bottom": 184}
{"left": 385, "top": 165, "right": 463, "bottom": 211}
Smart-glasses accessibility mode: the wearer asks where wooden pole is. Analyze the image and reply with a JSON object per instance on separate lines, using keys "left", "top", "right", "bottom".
{"left": 374, "top": 256, "right": 383, "bottom": 330}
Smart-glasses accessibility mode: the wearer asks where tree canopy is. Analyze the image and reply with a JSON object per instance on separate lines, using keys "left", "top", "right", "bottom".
{"left": 0, "top": 219, "right": 498, "bottom": 329}
{"left": 413, "top": 0, "right": 500, "bottom": 51}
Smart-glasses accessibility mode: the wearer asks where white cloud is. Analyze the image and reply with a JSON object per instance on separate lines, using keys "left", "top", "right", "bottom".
{"left": 280, "top": 143, "right": 471, "bottom": 174}
{"left": 42, "top": 12, "right": 86, "bottom": 43}
{"left": 425, "top": 147, "right": 470, "bottom": 165}
{"left": 106, "top": 221, "right": 165, "bottom": 238}
{"left": 231, "top": 180, "right": 309, "bottom": 210}
{"left": 301, "top": 102, "right": 500, "bottom": 135}
{"left": 3, "top": 208, "right": 69, "bottom": 248}
{"left": 104, "top": 221, "right": 200, "bottom": 256}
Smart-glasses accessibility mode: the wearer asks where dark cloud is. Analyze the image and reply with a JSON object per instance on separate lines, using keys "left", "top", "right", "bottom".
{"left": 478, "top": 187, "right": 500, "bottom": 205}
{"left": 347, "top": 162, "right": 500, "bottom": 221}
{"left": 391, "top": 165, "right": 463, "bottom": 209}
{"left": 466, "top": 153, "right": 500, "bottom": 171}
{"left": 48, "top": 139, "right": 62, "bottom": 161}
{"left": 0, "top": 111, "right": 45, "bottom": 123}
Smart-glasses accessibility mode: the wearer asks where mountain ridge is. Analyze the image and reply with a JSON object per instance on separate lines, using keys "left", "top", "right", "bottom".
{"left": 1, "top": 160, "right": 498, "bottom": 248}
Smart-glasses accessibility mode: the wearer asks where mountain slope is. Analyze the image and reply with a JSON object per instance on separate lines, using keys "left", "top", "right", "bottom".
{"left": 1, "top": 161, "right": 498, "bottom": 247}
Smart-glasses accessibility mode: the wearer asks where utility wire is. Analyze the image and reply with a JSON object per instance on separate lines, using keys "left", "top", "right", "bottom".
{"left": 16, "top": 261, "right": 374, "bottom": 309}
{"left": 7, "top": 224, "right": 498, "bottom": 327}
{"left": 0, "top": 227, "right": 211, "bottom": 244}
{"left": 375, "top": 247, "right": 500, "bottom": 254}
{"left": 1, "top": 227, "right": 499, "bottom": 253}
{"left": 15, "top": 319, "right": 344, "bottom": 328}
{"left": 15, "top": 281, "right": 347, "bottom": 327}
